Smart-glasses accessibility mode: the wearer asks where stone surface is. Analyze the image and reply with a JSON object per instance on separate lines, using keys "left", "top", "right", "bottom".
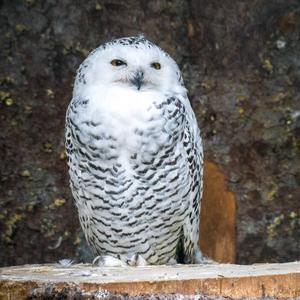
{"left": 0, "top": 0, "right": 299, "bottom": 267}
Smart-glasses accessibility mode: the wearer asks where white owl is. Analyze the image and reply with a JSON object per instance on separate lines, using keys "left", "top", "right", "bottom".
{"left": 65, "top": 36, "right": 208, "bottom": 266}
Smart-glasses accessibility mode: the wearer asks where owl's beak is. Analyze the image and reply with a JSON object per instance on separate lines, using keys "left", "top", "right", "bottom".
{"left": 131, "top": 70, "right": 144, "bottom": 90}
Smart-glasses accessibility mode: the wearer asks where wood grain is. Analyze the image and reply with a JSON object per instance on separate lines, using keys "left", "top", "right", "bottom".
{"left": 0, "top": 262, "right": 299, "bottom": 299}
{"left": 200, "top": 161, "right": 236, "bottom": 263}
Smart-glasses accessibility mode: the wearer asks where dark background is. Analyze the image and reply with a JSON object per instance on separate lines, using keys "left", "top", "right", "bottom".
{"left": 0, "top": 0, "right": 299, "bottom": 267}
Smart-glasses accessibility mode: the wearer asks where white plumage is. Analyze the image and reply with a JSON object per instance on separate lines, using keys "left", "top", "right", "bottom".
{"left": 65, "top": 36, "right": 206, "bottom": 266}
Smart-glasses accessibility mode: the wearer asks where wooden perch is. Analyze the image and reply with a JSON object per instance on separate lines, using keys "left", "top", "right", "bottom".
{"left": 0, "top": 262, "right": 299, "bottom": 299}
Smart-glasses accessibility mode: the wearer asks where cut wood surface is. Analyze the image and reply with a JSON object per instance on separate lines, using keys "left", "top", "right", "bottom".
{"left": 0, "top": 262, "right": 299, "bottom": 299}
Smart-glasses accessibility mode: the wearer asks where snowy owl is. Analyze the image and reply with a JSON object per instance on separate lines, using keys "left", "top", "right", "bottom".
{"left": 65, "top": 36, "right": 207, "bottom": 266}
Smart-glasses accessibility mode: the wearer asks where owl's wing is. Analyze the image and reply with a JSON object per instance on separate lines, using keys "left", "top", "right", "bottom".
{"left": 65, "top": 100, "right": 81, "bottom": 198}
{"left": 178, "top": 95, "right": 204, "bottom": 263}
{"left": 65, "top": 97, "right": 99, "bottom": 250}
{"left": 65, "top": 97, "right": 91, "bottom": 204}
{"left": 157, "top": 94, "right": 203, "bottom": 263}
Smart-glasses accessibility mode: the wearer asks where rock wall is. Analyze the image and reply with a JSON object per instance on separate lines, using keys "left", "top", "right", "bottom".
{"left": 0, "top": 0, "right": 299, "bottom": 266}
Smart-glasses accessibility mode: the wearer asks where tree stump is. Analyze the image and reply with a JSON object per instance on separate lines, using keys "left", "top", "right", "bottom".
{"left": 0, "top": 262, "right": 299, "bottom": 299}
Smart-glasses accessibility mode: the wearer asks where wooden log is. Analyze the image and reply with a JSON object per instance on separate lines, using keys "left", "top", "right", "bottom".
{"left": 200, "top": 161, "right": 236, "bottom": 263}
{"left": 0, "top": 262, "right": 299, "bottom": 299}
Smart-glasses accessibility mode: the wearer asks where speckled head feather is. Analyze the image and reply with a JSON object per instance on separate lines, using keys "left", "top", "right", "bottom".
{"left": 66, "top": 36, "right": 209, "bottom": 266}
{"left": 101, "top": 35, "right": 158, "bottom": 49}
{"left": 74, "top": 35, "right": 184, "bottom": 98}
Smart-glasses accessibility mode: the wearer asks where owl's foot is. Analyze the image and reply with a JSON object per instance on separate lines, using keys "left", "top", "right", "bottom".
{"left": 123, "top": 253, "right": 148, "bottom": 266}
{"left": 194, "top": 249, "right": 217, "bottom": 264}
{"left": 93, "top": 255, "right": 127, "bottom": 267}
{"left": 93, "top": 253, "right": 148, "bottom": 267}
{"left": 58, "top": 259, "right": 74, "bottom": 266}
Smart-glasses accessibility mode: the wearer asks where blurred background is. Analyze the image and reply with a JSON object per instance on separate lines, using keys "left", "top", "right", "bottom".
{"left": 0, "top": 0, "right": 299, "bottom": 267}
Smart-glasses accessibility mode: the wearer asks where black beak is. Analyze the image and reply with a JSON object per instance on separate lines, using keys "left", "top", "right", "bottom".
{"left": 131, "top": 70, "right": 144, "bottom": 90}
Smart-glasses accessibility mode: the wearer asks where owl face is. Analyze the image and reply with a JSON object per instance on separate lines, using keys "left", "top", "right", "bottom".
{"left": 76, "top": 37, "right": 185, "bottom": 95}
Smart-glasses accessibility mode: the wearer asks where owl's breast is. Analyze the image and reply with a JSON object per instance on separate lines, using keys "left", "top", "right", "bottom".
{"left": 69, "top": 86, "right": 186, "bottom": 169}
{"left": 80, "top": 111, "right": 168, "bottom": 162}
{"left": 79, "top": 90, "right": 169, "bottom": 140}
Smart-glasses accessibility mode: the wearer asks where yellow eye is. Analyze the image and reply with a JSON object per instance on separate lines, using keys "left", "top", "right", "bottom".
{"left": 110, "top": 59, "right": 126, "bottom": 66}
{"left": 151, "top": 62, "right": 161, "bottom": 70}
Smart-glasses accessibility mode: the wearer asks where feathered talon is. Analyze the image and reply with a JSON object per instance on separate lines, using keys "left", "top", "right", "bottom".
{"left": 93, "top": 255, "right": 127, "bottom": 267}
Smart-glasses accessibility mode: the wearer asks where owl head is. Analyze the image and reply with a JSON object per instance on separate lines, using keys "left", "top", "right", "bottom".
{"left": 74, "top": 36, "right": 186, "bottom": 96}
